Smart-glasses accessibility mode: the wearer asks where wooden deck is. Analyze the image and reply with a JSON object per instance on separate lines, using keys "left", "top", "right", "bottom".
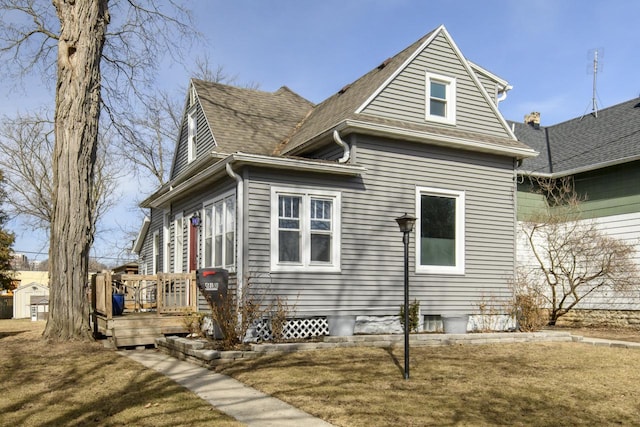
{"left": 94, "top": 312, "right": 191, "bottom": 347}
{"left": 92, "top": 272, "right": 198, "bottom": 347}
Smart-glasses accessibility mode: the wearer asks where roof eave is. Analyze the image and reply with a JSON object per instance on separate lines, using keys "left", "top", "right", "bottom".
{"left": 143, "top": 153, "right": 366, "bottom": 209}
{"left": 519, "top": 154, "right": 640, "bottom": 178}
{"left": 287, "top": 119, "right": 537, "bottom": 160}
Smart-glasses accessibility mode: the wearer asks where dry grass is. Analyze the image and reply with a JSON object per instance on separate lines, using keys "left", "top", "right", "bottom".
{"left": 220, "top": 340, "right": 640, "bottom": 426}
{"left": 5, "top": 318, "right": 640, "bottom": 426}
{"left": 0, "top": 319, "right": 241, "bottom": 427}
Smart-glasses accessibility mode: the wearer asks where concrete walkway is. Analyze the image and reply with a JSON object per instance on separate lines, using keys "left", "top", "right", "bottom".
{"left": 120, "top": 349, "right": 335, "bottom": 427}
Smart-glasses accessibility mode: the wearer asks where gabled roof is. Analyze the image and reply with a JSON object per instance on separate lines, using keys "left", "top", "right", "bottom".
{"left": 278, "top": 25, "right": 530, "bottom": 157}
{"left": 513, "top": 97, "right": 640, "bottom": 176}
{"left": 192, "top": 80, "right": 313, "bottom": 155}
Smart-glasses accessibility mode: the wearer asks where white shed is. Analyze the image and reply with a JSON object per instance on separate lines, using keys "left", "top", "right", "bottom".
{"left": 13, "top": 282, "right": 49, "bottom": 319}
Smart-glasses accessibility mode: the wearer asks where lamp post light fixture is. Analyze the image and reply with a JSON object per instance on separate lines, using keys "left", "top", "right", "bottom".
{"left": 395, "top": 212, "right": 416, "bottom": 380}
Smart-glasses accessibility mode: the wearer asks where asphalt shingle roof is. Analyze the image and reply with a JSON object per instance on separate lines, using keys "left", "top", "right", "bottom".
{"left": 514, "top": 98, "right": 640, "bottom": 175}
{"left": 192, "top": 79, "right": 314, "bottom": 156}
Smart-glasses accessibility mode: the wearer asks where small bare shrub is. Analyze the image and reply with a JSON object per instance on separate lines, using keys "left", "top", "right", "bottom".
{"left": 512, "top": 269, "right": 548, "bottom": 332}
{"left": 269, "top": 296, "right": 297, "bottom": 342}
{"left": 182, "top": 311, "right": 205, "bottom": 337}
{"left": 206, "top": 278, "right": 268, "bottom": 349}
{"left": 399, "top": 299, "right": 420, "bottom": 333}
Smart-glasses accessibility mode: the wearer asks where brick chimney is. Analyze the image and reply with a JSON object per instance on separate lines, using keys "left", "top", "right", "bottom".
{"left": 524, "top": 112, "right": 540, "bottom": 129}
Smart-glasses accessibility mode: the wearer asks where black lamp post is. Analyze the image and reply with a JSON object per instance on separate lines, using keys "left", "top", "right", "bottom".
{"left": 395, "top": 212, "right": 416, "bottom": 380}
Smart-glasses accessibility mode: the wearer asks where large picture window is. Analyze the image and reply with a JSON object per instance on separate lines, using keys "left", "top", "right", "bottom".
{"left": 271, "top": 187, "right": 341, "bottom": 272}
{"left": 425, "top": 72, "right": 456, "bottom": 125}
{"left": 416, "top": 187, "right": 465, "bottom": 274}
{"left": 202, "top": 193, "right": 236, "bottom": 269}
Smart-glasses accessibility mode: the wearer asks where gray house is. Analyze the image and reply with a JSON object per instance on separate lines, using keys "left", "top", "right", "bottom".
{"left": 136, "top": 25, "right": 536, "bottom": 334}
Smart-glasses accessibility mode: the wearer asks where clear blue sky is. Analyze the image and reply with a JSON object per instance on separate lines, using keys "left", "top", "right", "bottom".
{"left": 3, "top": 0, "right": 640, "bottom": 263}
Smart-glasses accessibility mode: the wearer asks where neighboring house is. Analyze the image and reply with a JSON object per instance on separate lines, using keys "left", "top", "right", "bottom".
{"left": 513, "top": 100, "right": 640, "bottom": 322}
{"left": 13, "top": 282, "right": 49, "bottom": 319}
{"left": 135, "top": 25, "right": 536, "bottom": 333}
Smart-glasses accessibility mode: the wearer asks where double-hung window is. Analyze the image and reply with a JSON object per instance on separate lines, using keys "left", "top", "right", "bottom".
{"left": 202, "top": 193, "right": 236, "bottom": 269}
{"left": 271, "top": 187, "right": 341, "bottom": 271}
{"left": 416, "top": 186, "right": 465, "bottom": 274}
{"left": 425, "top": 71, "right": 456, "bottom": 125}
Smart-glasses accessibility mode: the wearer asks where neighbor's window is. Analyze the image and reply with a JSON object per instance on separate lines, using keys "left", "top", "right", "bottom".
{"left": 271, "top": 187, "right": 341, "bottom": 271}
{"left": 425, "top": 72, "right": 456, "bottom": 125}
{"left": 202, "top": 192, "right": 236, "bottom": 269}
{"left": 416, "top": 187, "right": 465, "bottom": 274}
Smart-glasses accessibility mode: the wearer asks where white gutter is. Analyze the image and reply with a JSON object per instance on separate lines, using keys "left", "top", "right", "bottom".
{"left": 496, "top": 84, "right": 512, "bottom": 104}
{"left": 225, "top": 163, "right": 244, "bottom": 315}
{"left": 332, "top": 130, "right": 351, "bottom": 163}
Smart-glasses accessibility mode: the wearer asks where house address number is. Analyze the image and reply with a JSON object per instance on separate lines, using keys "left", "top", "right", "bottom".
{"left": 203, "top": 282, "right": 219, "bottom": 291}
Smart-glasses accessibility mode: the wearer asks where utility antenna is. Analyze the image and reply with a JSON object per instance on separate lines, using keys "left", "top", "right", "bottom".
{"left": 587, "top": 48, "right": 604, "bottom": 118}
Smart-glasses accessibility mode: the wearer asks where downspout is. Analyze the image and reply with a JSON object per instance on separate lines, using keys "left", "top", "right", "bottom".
{"left": 333, "top": 130, "right": 350, "bottom": 163}
{"left": 225, "top": 163, "right": 244, "bottom": 316}
{"left": 496, "top": 84, "right": 512, "bottom": 105}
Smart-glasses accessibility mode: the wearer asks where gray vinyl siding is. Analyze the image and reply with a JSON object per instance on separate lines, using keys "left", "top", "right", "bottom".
{"left": 171, "top": 103, "right": 216, "bottom": 179}
{"left": 361, "top": 32, "right": 510, "bottom": 139}
{"left": 474, "top": 72, "right": 499, "bottom": 104}
{"left": 168, "top": 179, "right": 237, "bottom": 272}
{"left": 245, "top": 135, "right": 517, "bottom": 316}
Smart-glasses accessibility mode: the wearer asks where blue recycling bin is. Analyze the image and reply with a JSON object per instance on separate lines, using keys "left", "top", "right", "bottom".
{"left": 112, "top": 294, "right": 125, "bottom": 316}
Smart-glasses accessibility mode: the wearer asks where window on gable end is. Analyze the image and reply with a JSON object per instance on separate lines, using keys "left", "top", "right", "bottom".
{"left": 187, "top": 111, "right": 197, "bottom": 163}
{"left": 425, "top": 72, "right": 456, "bottom": 125}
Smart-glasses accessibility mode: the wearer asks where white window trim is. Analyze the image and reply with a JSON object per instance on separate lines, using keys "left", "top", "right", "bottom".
{"left": 201, "top": 190, "right": 237, "bottom": 271}
{"left": 187, "top": 111, "right": 197, "bottom": 163}
{"left": 415, "top": 186, "right": 465, "bottom": 275}
{"left": 425, "top": 71, "right": 456, "bottom": 125}
{"left": 174, "top": 213, "right": 184, "bottom": 273}
{"left": 152, "top": 230, "right": 160, "bottom": 274}
{"left": 163, "top": 210, "right": 171, "bottom": 273}
{"left": 270, "top": 186, "right": 341, "bottom": 273}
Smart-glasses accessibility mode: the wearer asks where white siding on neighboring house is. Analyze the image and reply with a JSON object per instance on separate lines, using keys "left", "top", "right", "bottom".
{"left": 516, "top": 211, "right": 640, "bottom": 310}
{"left": 13, "top": 283, "right": 48, "bottom": 319}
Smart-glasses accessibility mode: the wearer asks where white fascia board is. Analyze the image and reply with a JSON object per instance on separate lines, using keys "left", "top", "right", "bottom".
{"left": 468, "top": 61, "right": 510, "bottom": 88}
{"left": 344, "top": 119, "right": 538, "bottom": 160}
{"left": 132, "top": 216, "right": 151, "bottom": 254}
{"left": 146, "top": 153, "right": 366, "bottom": 208}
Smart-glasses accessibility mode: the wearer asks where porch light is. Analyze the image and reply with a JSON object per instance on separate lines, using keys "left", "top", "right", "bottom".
{"left": 190, "top": 212, "right": 201, "bottom": 227}
{"left": 395, "top": 212, "right": 416, "bottom": 380}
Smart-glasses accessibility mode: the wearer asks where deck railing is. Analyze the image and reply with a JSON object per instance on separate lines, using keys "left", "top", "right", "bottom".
{"left": 92, "top": 272, "right": 197, "bottom": 319}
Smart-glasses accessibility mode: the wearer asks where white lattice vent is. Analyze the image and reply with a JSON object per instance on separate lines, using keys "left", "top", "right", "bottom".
{"left": 254, "top": 317, "right": 328, "bottom": 341}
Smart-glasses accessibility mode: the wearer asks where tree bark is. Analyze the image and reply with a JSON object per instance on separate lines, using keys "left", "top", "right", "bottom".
{"left": 44, "top": 0, "right": 109, "bottom": 340}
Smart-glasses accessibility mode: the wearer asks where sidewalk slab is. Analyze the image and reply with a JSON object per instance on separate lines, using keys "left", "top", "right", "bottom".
{"left": 119, "top": 349, "right": 334, "bottom": 427}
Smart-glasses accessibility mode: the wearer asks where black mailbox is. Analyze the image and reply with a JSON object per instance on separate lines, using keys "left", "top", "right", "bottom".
{"left": 196, "top": 268, "right": 228, "bottom": 307}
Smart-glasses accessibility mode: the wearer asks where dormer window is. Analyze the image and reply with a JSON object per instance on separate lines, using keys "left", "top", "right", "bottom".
{"left": 425, "top": 72, "right": 456, "bottom": 125}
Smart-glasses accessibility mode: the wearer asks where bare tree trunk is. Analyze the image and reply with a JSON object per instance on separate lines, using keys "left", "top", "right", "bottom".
{"left": 44, "top": 0, "right": 108, "bottom": 340}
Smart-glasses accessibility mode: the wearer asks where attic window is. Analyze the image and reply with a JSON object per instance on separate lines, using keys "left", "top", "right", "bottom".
{"left": 187, "top": 111, "right": 197, "bottom": 162}
{"left": 425, "top": 71, "right": 456, "bottom": 125}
